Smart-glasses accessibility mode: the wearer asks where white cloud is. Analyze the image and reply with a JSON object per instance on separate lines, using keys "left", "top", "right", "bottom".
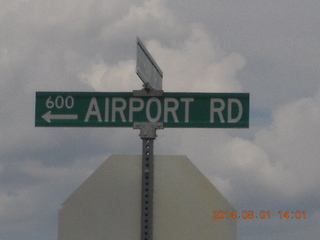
{"left": 106, "top": 0, "right": 178, "bottom": 34}
{"left": 157, "top": 87, "right": 320, "bottom": 206}
{"left": 82, "top": 24, "right": 245, "bottom": 93}
{"left": 254, "top": 87, "right": 320, "bottom": 197}
{"left": 80, "top": 60, "right": 139, "bottom": 91}
{"left": 0, "top": 156, "right": 105, "bottom": 238}
{"left": 191, "top": 86, "right": 320, "bottom": 204}
{"left": 147, "top": 26, "right": 245, "bottom": 92}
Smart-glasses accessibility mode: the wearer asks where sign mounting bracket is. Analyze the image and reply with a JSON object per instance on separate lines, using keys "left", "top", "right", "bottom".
{"left": 133, "top": 83, "right": 164, "bottom": 97}
{"left": 133, "top": 122, "right": 164, "bottom": 139}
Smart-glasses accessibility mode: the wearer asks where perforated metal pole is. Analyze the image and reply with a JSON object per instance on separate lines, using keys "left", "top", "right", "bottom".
{"left": 133, "top": 86, "right": 163, "bottom": 240}
{"left": 133, "top": 122, "right": 163, "bottom": 240}
{"left": 141, "top": 137, "right": 154, "bottom": 240}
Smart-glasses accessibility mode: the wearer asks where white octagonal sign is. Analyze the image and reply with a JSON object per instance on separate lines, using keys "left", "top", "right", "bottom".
{"left": 59, "top": 155, "right": 236, "bottom": 240}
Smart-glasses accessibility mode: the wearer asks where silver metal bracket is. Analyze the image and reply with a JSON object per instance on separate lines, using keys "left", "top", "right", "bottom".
{"left": 133, "top": 122, "right": 164, "bottom": 139}
{"left": 133, "top": 84, "right": 163, "bottom": 97}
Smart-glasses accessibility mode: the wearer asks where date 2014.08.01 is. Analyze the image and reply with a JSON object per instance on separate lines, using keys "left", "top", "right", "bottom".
{"left": 212, "top": 210, "right": 307, "bottom": 220}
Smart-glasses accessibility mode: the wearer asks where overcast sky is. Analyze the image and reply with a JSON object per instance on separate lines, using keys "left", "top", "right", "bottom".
{"left": 1, "top": 0, "right": 320, "bottom": 239}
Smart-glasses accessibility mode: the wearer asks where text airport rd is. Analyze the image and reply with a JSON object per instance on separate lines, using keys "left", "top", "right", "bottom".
{"left": 35, "top": 92, "right": 249, "bottom": 128}
{"left": 84, "top": 97, "right": 243, "bottom": 123}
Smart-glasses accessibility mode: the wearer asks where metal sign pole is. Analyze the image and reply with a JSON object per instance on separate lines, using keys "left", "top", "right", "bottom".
{"left": 134, "top": 122, "right": 163, "bottom": 240}
{"left": 141, "top": 138, "right": 154, "bottom": 240}
{"left": 133, "top": 85, "right": 164, "bottom": 240}
{"left": 141, "top": 136, "right": 154, "bottom": 240}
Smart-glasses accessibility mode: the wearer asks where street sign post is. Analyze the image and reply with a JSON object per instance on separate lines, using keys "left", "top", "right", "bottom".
{"left": 136, "top": 38, "right": 163, "bottom": 90}
{"left": 36, "top": 37, "right": 249, "bottom": 240}
{"left": 35, "top": 92, "right": 249, "bottom": 128}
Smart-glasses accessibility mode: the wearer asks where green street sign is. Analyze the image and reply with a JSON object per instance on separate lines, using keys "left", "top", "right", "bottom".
{"left": 35, "top": 92, "right": 249, "bottom": 128}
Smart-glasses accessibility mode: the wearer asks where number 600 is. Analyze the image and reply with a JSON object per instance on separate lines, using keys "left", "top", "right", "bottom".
{"left": 46, "top": 96, "right": 74, "bottom": 109}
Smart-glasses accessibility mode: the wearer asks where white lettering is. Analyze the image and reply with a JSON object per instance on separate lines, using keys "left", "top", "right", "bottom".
{"left": 210, "top": 98, "right": 225, "bottom": 123}
{"left": 85, "top": 97, "right": 102, "bottom": 122}
{"left": 104, "top": 98, "right": 109, "bottom": 122}
{"left": 181, "top": 98, "right": 194, "bottom": 123}
{"left": 164, "top": 98, "right": 179, "bottom": 122}
{"left": 112, "top": 98, "right": 127, "bottom": 122}
{"left": 228, "top": 98, "right": 243, "bottom": 123}
{"left": 129, "top": 98, "right": 144, "bottom": 122}
{"left": 146, "top": 98, "right": 161, "bottom": 122}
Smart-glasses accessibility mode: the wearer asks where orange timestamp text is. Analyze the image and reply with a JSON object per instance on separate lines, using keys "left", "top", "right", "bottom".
{"left": 212, "top": 210, "right": 307, "bottom": 220}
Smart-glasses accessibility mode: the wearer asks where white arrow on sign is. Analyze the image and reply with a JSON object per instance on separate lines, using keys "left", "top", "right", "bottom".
{"left": 42, "top": 111, "right": 78, "bottom": 123}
